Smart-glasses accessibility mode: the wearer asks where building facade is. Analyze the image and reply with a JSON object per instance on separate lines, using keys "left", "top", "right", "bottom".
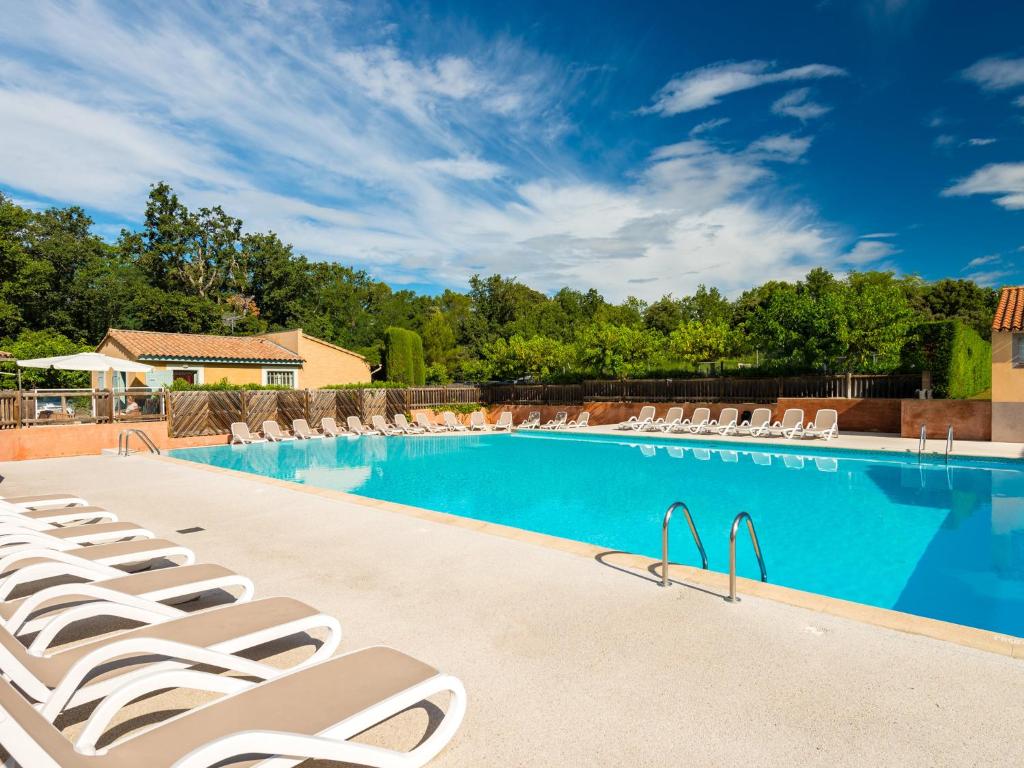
{"left": 991, "top": 287, "right": 1024, "bottom": 442}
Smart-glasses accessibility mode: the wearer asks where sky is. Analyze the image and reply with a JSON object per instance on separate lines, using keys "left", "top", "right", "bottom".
{"left": 0, "top": 0, "right": 1022, "bottom": 301}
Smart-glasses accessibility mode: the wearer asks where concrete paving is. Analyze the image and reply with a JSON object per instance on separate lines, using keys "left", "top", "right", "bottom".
{"left": 3, "top": 454, "right": 1024, "bottom": 767}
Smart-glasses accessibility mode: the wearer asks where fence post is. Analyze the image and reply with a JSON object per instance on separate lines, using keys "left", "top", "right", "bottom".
{"left": 240, "top": 391, "right": 249, "bottom": 426}
{"left": 304, "top": 389, "right": 311, "bottom": 422}
{"left": 845, "top": 372, "right": 853, "bottom": 399}
{"left": 165, "top": 392, "right": 175, "bottom": 438}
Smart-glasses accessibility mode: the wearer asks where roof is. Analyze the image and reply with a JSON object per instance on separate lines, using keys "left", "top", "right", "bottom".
{"left": 993, "top": 287, "right": 1024, "bottom": 332}
{"left": 100, "top": 329, "right": 303, "bottom": 364}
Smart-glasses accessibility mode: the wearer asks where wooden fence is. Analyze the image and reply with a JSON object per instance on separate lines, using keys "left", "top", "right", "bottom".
{"left": 154, "top": 373, "right": 930, "bottom": 438}
{"left": 0, "top": 388, "right": 166, "bottom": 429}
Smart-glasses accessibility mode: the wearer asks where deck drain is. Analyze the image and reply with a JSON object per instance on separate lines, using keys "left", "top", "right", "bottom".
{"left": 175, "top": 526, "right": 205, "bottom": 534}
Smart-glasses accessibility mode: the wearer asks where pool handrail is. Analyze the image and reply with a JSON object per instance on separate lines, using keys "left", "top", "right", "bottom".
{"left": 726, "top": 511, "right": 767, "bottom": 603}
{"left": 660, "top": 501, "right": 708, "bottom": 588}
{"left": 945, "top": 424, "right": 953, "bottom": 464}
{"left": 917, "top": 424, "right": 926, "bottom": 463}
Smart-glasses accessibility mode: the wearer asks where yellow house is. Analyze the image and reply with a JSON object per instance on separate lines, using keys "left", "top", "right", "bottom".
{"left": 95, "top": 328, "right": 371, "bottom": 389}
{"left": 991, "top": 287, "right": 1024, "bottom": 441}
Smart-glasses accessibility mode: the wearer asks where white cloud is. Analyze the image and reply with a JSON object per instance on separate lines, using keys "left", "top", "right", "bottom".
{"left": 1016, "top": 95, "right": 1024, "bottom": 108}
{"left": 963, "top": 269, "right": 1013, "bottom": 287}
{"left": 966, "top": 137, "right": 996, "bottom": 146}
{"left": 933, "top": 134, "right": 956, "bottom": 148}
{"left": 0, "top": 2, "right": 852, "bottom": 301}
{"left": 963, "top": 254, "right": 1000, "bottom": 270}
{"left": 843, "top": 236, "right": 899, "bottom": 265}
{"left": 642, "top": 60, "right": 846, "bottom": 116}
{"left": 771, "top": 88, "right": 832, "bottom": 121}
{"left": 943, "top": 163, "right": 1024, "bottom": 210}
{"left": 689, "top": 117, "right": 730, "bottom": 136}
{"left": 962, "top": 55, "right": 1024, "bottom": 91}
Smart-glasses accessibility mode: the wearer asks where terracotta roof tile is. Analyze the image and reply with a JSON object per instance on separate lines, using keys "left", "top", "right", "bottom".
{"left": 104, "top": 329, "right": 302, "bottom": 363}
{"left": 993, "top": 287, "right": 1024, "bottom": 333}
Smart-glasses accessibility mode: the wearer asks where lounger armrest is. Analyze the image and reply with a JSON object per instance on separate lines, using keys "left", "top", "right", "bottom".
{"left": 43, "top": 639, "right": 282, "bottom": 723}
{"left": 27, "top": 598, "right": 183, "bottom": 653}
{"left": 0, "top": 560, "right": 122, "bottom": 604}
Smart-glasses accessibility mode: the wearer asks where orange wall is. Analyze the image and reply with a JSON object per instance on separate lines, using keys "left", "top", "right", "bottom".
{"left": 900, "top": 400, "right": 992, "bottom": 441}
{"left": 260, "top": 329, "right": 371, "bottom": 387}
{"left": 0, "top": 421, "right": 225, "bottom": 461}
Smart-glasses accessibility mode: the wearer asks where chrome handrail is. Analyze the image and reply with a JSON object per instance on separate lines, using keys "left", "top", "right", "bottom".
{"left": 917, "top": 424, "right": 926, "bottom": 463}
{"left": 726, "top": 512, "right": 767, "bottom": 603}
{"left": 118, "top": 429, "right": 161, "bottom": 456}
{"left": 945, "top": 424, "right": 953, "bottom": 464}
{"left": 661, "top": 501, "right": 708, "bottom": 588}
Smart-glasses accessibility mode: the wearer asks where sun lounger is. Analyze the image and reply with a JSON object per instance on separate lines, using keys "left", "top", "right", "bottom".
{"left": 346, "top": 415, "right": 380, "bottom": 435}
{"left": 1, "top": 520, "right": 155, "bottom": 549}
{"left": 679, "top": 407, "right": 711, "bottom": 434}
{"left": 0, "top": 505, "right": 117, "bottom": 527}
{"left": 540, "top": 411, "right": 568, "bottom": 430}
{"left": 2, "top": 596, "right": 340, "bottom": 710}
{"left": 565, "top": 411, "right": 590, "bottom": 428}
{"left": 0, "top": 493, "right": 89, "bottom": 511}
{"left": 230, "top": 422, "right": 266, "bottom": 444}
{"left": 518, "top": 411, "right": 541, "bottom": 429}
{"left": 493, "top": 411, "right": 514, "bottom": 431}
{"left": 714, "top": 408, "right": 739, "bottom": 435}
{"left": 736, "top": 408, "right": 772, "bottom": 436}
{"left": 415, "top": 412, "right": 447, "bottom": 433}
{"left": 0, "top": 562, "right": 254, "bottom": 636}
{"left": 469, "top": 411, "right": 491, "bottom": 431}
{"left": 803, "top": 408, "right": 839, "bottom": 440}
{"left": 371, "top": 414, "right": 402, "bottom": 435}
{"left": 443, "top": 411, "right": 469, "bottom": 432}
{"left": 0, "top": 538, "right": 195, "bottom": 582}
{"left": 292, "top": 418, "right": 324, "bottom": 439}
{"left": 651, "top": 406, "right": 683, "bottom": 432}
{"left": 394, "top": 413, "right": 426, "bottom": 434}
{"left": 768, "top": 408, "right": 804, "bottom": 439}
{"left": 0, "top": 643, "right": 464, "bottom": 768}
{"left": 319, "top": 416, "right": 346, "bottom": 437}
{"left": 262, "top": 420, "right": 296, "bottom": 441}
{"left": 618, "top": 405, "right": 655, "bottom": 430}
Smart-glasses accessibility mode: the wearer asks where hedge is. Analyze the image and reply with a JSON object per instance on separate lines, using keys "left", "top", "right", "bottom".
{"left": 904, "top": 320, "right": 990, "bottom": 398}
{"left": 383, "top": 327, "right": 425, "bottom": 385}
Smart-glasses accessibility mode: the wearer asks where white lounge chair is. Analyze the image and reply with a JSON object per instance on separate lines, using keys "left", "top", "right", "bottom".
{"left": 565, "top": 411, "right": 590, "bottom": 428}
{"left": 469, "top": 411, "right": 491, "bottom": 431}
{"left": 540, "top": 411, "right": 568, "bottom": 430}
{"left": 2, "top": 596, "right": 340, "bottom": 710}
{"left": 0, "top": 504, "right": 117, "bottom": 527}
{"left": 262, "top": 420, "right": 296, "bottom": 441}
{"left": 371, "top": 414, "right": 402, "bottom": 436}
{"left": 319, "top": 416, "right": 346, "bottom": 437}
{"left": 292, "top": 418, "right": 324, "bottom": 439}
{"left": 230, "top": 422, "right": 266, "bottom": 444}
{"left": 0, "top": 643, "right": 465, "bottom": 768}
{"left": 0, "top": 520, "right": 155, "bottom": 549}
{"left": 394, "top": 413, "right": 426, "bottom": 434}
{"left": 0, "top": 493, "right": 89, "bottom": 511}
{"left": 714, "top": 407, "right": 739, "bottom": 435}
{"left": 769, "top": 409, "right": 804, "bottom": 439}
{"left": 443, "top": 411, "right": 469, "bottom": 432}
{"left": 651, "top": 406, "right": 683, "bottom": 432}
{"left": 518, "top": 411, "right": 541, "bottom": 429}
{"left": 0, "top": 538, "right": 195, "bottom": 582}
{"left": 736, "top": 408, "right": 772, "bottom": 437}
{"left": 803, "top": 409, "right": 839, "bottom": 440}
{"left": 492, "top": 411, "right": 514, "bottom": 431}
{"left": 680, "top": 407, "right": 711, "bottom": 434}
{"left": 346, "top": 416, "right": 380, "bottom": 435}
{"left": 619, "top": 405, "right": 656, "bottom": 431}
{"left": 415, "top": 412, "right": 448, "bottom": 433}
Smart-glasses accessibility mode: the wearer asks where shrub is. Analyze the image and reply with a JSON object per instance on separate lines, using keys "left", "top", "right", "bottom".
{"left": 428, "top": 402, "right": 482, "bottom": 415}
{"left": 903, "top": 320, "right": 990, "bottom": 398}
{"left": 168, "top": 377, "right": 290, "bottom": 391}
{"left": 320, "top": 381, "right": 406, "bottom": 390}
{"left": 383, "top": 327, "right": 425, "bottom": 385}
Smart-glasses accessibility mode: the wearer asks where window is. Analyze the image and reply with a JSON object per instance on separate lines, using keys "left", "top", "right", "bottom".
{"left": 264, "top": 369, "right": 296, "bottom": 388}
{"left": 172, "top": 370, "right": 196, "bottom": 384}
{"left": 1015, "top": 335, "right": 1024, "bottom": 368}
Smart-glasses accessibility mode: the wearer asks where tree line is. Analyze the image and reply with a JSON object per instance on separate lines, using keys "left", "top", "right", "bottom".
{"left": 0, "top": 183, "right": 1000, "bottom": 387}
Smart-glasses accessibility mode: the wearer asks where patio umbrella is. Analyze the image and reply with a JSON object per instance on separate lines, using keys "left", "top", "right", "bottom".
{"left": 16, "top": 352, "right": 153, "bottom": 390}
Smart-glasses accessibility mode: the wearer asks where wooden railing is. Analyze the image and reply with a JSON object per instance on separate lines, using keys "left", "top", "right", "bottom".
{"left": 0, "top": 388, "right": 168, "bottom": 428}
{"left": 406, "top": 386, "right": 481, "bottom": 408}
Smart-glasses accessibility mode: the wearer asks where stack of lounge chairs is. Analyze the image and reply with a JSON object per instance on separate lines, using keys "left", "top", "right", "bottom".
{"left": 612, "top": 407, "right": 839, "bottom": 441}
{"left": 0, "top": 491, "right": 466, "bottom": 766}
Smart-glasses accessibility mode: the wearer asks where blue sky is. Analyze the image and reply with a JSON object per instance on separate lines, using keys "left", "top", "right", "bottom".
{"left": 1, "top": 0, "right": 1022, "bottom": 300}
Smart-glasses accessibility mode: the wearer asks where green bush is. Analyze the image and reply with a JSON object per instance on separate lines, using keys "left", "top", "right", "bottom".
{"left": 168, "top": 377, "right": 291, "bottom": 391}
{"left": 903, "top": 320, "right": 990, "bottom": 398}
{"left": 429, "top": 402, "right": 482, "bottom": 415}
{"left": 320, "top": 381, "right": 406, "bottom": 390}
{"left": 383, "top": 327, "right": 425, "bottom": 385}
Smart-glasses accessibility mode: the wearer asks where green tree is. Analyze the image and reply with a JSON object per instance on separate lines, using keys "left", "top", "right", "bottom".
{"left": 575, "top": 323, "right": 661, "bottom": 378}
{"left": 0, "top": 329, "right": 91, "bottom": 388}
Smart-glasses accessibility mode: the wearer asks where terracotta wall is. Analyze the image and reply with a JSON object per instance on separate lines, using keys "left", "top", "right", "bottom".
{"left": 775, "top": 398, "right": 901, "bottom": 433}
{"left": 260, "top": 330, "right": 371, "bottom": 388}
{"left": 900, "top": 400, "right": 992, "bottom": 441}
{"left": 0, "top": 421, "right": 226, "bottom": 461}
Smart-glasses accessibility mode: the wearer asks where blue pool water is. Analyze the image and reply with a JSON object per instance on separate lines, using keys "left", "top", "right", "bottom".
{"left": 172, "top": 432, "right": 1024, "bottom": 637}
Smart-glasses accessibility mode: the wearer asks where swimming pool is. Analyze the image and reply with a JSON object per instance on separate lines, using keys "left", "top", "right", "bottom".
{"left": 172, "top": 431, "right": 1024, "bottom": 637}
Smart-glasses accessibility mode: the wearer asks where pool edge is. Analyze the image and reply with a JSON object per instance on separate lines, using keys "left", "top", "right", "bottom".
{"left": 151, "top": 452, "right": 1024, "bottom": 660}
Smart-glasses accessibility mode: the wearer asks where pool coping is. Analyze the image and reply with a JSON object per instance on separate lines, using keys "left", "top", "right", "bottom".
{"left": 151, "top": 451, "right": 1024, "bottom": 660}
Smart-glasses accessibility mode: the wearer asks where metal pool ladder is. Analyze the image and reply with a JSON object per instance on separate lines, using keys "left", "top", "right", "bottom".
{"left": 118, "top": 428, "right": 160, "bottom": 456}
{"left": 917, "top": 424, "right": 926, "bottom": 463}
{"left": 660, "top": 501, "right": 708, "bottom": 587}
{"left": 726, "top": 512, "right": 767, "bottom": 603}
{"left": 945, "top": 424, "right": 953, "bottom": 464}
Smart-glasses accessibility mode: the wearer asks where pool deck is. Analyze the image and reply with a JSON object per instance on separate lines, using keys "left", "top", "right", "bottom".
{"left": 3, "top": 452, "right": 1024, "bottom": 767}
{"left": 582, "top": 423, "right": 1024, "bottom": 459}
